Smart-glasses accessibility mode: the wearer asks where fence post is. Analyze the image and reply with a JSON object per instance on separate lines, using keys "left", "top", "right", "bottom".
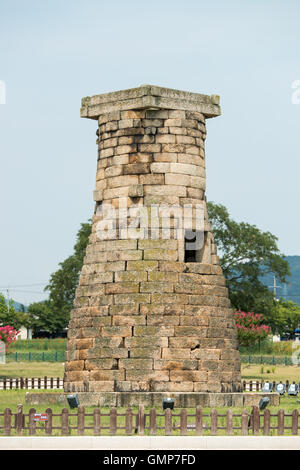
{"left": 292, "top": 409, "right": 298, "bottom": 435}
{"left": 125, "top": 408, "right": 132, "bottom": 435}
{"left": 16, "top": 404, "right": 23, "bottom": 435}
{"left": 252, "top": 406, "right": 260, "bottom": 435}
{"left": 45, "top": 408, "right": 52, "bottom": 435}
{"left": 211, "top": 408, "right": 218, "bottom": 435}
{"left": 149, "top": 408, "right": 156, "bottom": 435}
{"left": 226, "top": 409, "right": 233, "bottom": 435}
{"left": 164, "top": 408, "right": 172, "bottom": 435}
{"left": 138, "top": 404, "right": 145, "bottom": 435}
{"left": 241, "top": 409, "right": 248, "bottom": 436}
{"left": 110, "top": 407, "right": 117, "bottom": 435}
{"left": 263, "top": 409, "right": 270, "bottom": 435}
{"left": 180, "top": 409, "right": 187, "bottom": 436}
{"left": 61, "top": 408, "right": 69, "bottom": 436}
{"left": 29, "top": 408, "right": 36, "bottom": 436}
{"left": 77, "top": 405, "right": 85, "bottom": 436}
{"left": 277, "top": 409, "right": 284, "bottom": 436}
{"left": 93, "top": 408, "right": 101, "bottom": 435}
{"left": 44, "top": 376, "right": 47, "bottom": 390}
{"left": 4, "top": 408, "right": 11, "bottom": 435}
{"left": 195, "top": 406, "right": 202, "bottom": 435}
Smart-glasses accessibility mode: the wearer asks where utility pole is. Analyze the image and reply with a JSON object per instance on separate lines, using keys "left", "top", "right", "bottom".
{"left": 6, "top": 288, "right": 10, "bottom": 313}
{"left": 269, "top": 275, "right": 281, "bottom": 300}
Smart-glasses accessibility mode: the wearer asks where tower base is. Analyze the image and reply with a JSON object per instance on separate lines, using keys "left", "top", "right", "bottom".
{"left": 25, "top": 391, "right": 279, "bottom": 408}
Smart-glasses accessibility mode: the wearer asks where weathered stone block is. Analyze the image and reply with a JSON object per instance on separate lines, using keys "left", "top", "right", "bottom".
{"left": 65, "top": 360, "right": 85, "bottom": 371}
{"left": 140, "top": 282, "right": 174, "bottom": 293}
{"left": 125, "top": 336, "right": 168, "bottom": 348}
{"left": 113, "top": 315, "right": 146, "bottom": 326}
{"left": 89, "top": 381, "right": 114, "bottom": 392}
{"left": 162, "top": 348, "right": 191, "bottom": 359}
{"left": 101, "top": 326, "right": 132, "bottom": 337}
{"left": 154, "top": 359, "right": 198, "bottom": 370}
{"left": 90, "top": 370, "right": 125, "bottom": 381}
{"left": 113, "top": 293, "right": 150, "bottom": 305}
{"left": 119, "top": 358, "right": 153, "bottom": 369}
{"left": 130, "top": 347, "right": 161, "bottom": 359}
{"left": 170, "top": 371, "right": 208, "bottom": 382}
{"left": 125, "top": 370, "right": 169, "bottom": 381}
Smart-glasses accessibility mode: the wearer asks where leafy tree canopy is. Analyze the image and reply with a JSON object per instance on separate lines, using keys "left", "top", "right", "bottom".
{"left": 28, "top": 221, "right": 92, "bottom": 334}
{"left": 207, "top": 201, "right": 290, "bottom": 320}
{"left": 0, "top": 294, "right": 29, "bottom": 330}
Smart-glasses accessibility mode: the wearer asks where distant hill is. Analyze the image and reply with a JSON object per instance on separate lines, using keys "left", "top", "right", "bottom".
{"left": 262, "top": 255, "right": 300, "bottom": 305}
{"left": 5, "top": 299, "right": 28, "bottom": 312}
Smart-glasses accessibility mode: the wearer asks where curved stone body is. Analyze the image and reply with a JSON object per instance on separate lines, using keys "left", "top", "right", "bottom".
{"left": 64, "top": 85, "right": 242, "bottom": 394}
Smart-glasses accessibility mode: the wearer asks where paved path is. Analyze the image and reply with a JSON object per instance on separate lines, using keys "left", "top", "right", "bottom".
{"left": 0, "top": 436, "right": 300, "bottom": 450}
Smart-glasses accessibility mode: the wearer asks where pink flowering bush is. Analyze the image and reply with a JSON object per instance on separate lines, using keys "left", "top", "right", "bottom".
{"left": 0, "top": 325, "right": 20, "bottom": 351}
{"left": 234, "top": 311, "right": 272, "bottom": 347}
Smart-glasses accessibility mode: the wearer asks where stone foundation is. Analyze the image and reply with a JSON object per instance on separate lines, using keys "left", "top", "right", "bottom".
{"left": 26, "top": 392, "right": 279, "bottom": 408}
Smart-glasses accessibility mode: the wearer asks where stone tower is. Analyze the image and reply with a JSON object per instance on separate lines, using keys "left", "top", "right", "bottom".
{"left": 64, "top": 85, "right": 242, "bottom": 399}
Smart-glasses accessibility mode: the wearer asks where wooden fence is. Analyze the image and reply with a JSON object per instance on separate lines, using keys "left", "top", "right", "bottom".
{"left": 242, "top": 379, "right": 300, "bottom": 392}
{"left": 1, "top": 377, "right": 298, "bottom": 392}
{"left": 0, "top": 377, "right": 63, "bottom": 390}
{"left": 0, "top": 405, "right": 299, "bottom": 436}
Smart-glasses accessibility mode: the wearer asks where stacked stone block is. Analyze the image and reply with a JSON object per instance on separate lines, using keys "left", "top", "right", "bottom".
{"left": 64, "top": 85, "right": 242, "bottom": 395}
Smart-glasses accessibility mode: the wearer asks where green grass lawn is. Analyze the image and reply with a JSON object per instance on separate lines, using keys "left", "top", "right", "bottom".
{"left": 0, "top": 362, "right": 64, "bottom": 379}
{"left": 241, "top": 364, "right": 300, "bottom": 383}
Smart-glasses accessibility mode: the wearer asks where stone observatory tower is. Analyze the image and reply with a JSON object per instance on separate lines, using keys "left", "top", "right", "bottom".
{"left": 64, "top": 85, "right": 242, "bottom": 402}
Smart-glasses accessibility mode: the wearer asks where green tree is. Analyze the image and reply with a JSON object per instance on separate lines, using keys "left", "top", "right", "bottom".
{"left": 207, "top": 202, "right": 290, "bottom": 316}
{"left": 275, "top": 300, "right": 300, "bottom": 337}
{"left": 27, "top": 300, "right": 58, "bottom": 335}
{"left": 0, "top": 294, "right": 29, "bottom": 330}
{"left": 29, "top": 221, "right": 92, "bottom": 334}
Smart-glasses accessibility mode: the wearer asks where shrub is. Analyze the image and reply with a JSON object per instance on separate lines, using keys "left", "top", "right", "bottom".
{"left": 234, "top": 311, "right": 272, "bottom": 347}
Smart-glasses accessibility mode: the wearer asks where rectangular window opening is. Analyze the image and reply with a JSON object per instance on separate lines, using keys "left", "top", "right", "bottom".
{"left": 184, "top": 230, "right": 207, "bottom": 263}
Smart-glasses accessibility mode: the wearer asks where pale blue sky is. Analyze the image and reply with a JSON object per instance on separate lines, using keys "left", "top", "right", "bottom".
{"left": 0, "top": 0, "right": 300, "bottom": 305}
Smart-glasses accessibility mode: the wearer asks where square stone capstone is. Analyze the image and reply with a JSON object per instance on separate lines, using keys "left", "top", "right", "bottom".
{"left": 80, "top": 84, "right": 221, "bottom": 120}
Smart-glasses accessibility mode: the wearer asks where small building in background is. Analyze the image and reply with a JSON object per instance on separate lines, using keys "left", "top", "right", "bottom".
{"left": 16, "top": 326, "right": 32, "bottom": 340}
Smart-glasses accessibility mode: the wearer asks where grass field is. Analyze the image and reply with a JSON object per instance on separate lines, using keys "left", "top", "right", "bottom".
{"left": 0, "top": 362, "right": 64, "bottom": 378}
{"left": 241, "top": 364, "right": 300, "bottom": 382}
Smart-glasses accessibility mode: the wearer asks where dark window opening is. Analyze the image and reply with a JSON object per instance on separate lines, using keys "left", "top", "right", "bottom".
{"left": 184, "top": 230, "right": 207, "bottom": 263}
